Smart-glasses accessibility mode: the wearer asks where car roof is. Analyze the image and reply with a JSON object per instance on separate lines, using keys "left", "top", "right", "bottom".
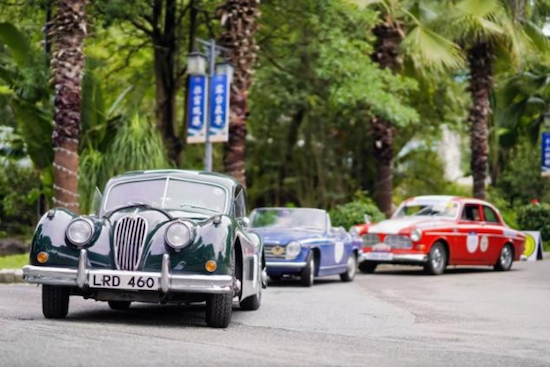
{"left": 106, "top": 169, "right": 240, "bottom": 191}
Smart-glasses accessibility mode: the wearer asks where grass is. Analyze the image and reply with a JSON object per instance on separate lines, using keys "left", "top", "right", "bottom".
{"left": 0, "top": 253, "right": 29, "bottom": 269}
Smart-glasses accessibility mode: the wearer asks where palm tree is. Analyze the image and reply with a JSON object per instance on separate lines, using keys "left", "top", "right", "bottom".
{"left": 447, "top": 0, "right": 547, "bottom": 199}
{"left": 51, "top": 0, "right": 88, "bottom": 212}
{"left": 218, "top": 0, "right": 260, "bottom": 186}
{"left": 351, "top": 0, "right": 463, "bottom": 216}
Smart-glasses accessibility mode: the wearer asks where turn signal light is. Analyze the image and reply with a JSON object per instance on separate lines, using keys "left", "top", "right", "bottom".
{"left": 205, "top": 260, "right": 217, "bottom": 272}
{"left": 37, "top": 252, "right": 49, "bottom": 264}
{"left": 417, "top": 244, "right": 426, "bottom": 251}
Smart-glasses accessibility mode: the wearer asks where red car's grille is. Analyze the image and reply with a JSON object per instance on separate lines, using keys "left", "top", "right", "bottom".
{"left": 362, "top": 233, "right": 380, "bottom": 247}
{"left": 114, "top": 215, "right": 148, "bottom": 271}
{"left": 385, "top": 235, "right": 413, "bottom": 249}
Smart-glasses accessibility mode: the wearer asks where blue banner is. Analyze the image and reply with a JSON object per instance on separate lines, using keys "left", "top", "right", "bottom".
{"left": 187, "top": 75, "right": 207, "bottom": 144}
{"left": 208, "top": 74, "right": 230, "bottom": 143}
{"left": 542, "top": 132, "right": 550, "bottom": 176}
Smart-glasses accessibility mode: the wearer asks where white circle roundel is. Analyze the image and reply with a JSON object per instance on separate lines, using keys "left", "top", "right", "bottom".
{"left": 467, "top": 233, "right": 479, "bottom": 253}
{"left": 334, "top": 241, "right": 344, "bottom": 263}
{"left": 480, "top": 236, "right": 489, "bottom": 252}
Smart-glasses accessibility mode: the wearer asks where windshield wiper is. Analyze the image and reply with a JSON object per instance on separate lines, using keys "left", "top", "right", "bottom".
{"left": 180, "top": 203, "right": 218, "bottom": 213}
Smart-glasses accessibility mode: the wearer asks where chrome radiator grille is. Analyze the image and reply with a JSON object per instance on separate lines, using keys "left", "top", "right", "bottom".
{"left": 114, "top": 215, "right": 148, "bottom": 271}
{"left": 362, "top": 233, "right": 380, "bottom": 247}
{"left": 264, "top": 244, "right": 286, "bottom": 260}
{"left": 385, "top": 235, "right": 413, "bottom": 249}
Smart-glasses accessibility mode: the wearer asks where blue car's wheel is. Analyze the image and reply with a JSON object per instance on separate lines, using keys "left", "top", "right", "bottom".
{"left": 340, "top": 253, "right": 357, "bottom": 282}
{"left": 300, "top": 253, "right": 315, "bottom": 287}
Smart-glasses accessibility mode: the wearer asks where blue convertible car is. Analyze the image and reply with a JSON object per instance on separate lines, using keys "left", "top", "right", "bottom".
{"left": 249, "top": 208, "right": 361, "bottom": 286}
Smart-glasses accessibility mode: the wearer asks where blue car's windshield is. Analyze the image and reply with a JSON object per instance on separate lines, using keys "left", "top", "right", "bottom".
{"left": 104, "top": 178, "right": 227, "bottom": 214}
{"left": 250, "top": 208, "right": 326, "bottom": 232}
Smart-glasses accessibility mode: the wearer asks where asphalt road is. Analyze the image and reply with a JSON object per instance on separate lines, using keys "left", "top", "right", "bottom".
{"left": 1, "top": 261, "right": 550, "bottom": 367}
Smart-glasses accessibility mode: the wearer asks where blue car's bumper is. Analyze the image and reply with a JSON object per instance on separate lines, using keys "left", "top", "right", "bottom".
{"left": 266, "top": 250, "right": 309, "bottom": 275}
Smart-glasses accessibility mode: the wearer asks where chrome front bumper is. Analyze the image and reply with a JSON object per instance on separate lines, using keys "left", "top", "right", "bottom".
{"left": 266, "top": 261, "right": 307, "bottom": 269}
{"left": 358, "top": 253, "right": 428, "bottom": 264}
{"left": 23, "top": 250, "right": 233, "bottom": 294}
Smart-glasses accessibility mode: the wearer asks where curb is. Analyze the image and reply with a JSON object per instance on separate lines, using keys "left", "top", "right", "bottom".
{"left": 0, "top": 269, "right": 24, "bottom": 283}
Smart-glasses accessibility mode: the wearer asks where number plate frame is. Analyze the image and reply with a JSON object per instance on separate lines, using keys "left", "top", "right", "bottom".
{"left": 89, "top": 273, "right": 160, "bottom": 291}
{"left": 365, "top": 252, "right": 394, "bottom": 261}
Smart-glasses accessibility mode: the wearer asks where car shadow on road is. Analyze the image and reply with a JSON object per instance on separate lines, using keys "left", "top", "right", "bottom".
{"left": 66, "top": 303, "right": 212, "bottom": 328}
{"left": 364, "top": 266, "right": 522, "bottom": 276}
{"left": 267, "top": 277, "right": 343, "bottom": 287}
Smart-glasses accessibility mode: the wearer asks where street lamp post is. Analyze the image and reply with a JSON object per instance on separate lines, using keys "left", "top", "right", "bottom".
{"left": 187, "top": 39, "right": 233, "bottom": 172}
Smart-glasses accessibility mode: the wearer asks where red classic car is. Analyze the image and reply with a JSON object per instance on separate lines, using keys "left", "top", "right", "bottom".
{"left": 355, "top": 196, "right": 525, "bottom": 275}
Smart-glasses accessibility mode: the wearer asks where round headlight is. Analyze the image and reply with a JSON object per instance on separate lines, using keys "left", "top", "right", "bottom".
{"left": 165, "top": 222, "right": 194, "bottom": 250}
{"left": 410, "top": 228, "right": 422, "bottom": 242}
{"left": 286, "top": 241, "right": 302, "bottom": 260}
{"left": 66, "top": 218, "right": 94, "bottom": 246}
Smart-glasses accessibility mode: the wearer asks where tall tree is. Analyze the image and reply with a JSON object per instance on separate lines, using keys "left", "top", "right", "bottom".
{"left": 448, "top": 0, "right": 548, "bottom": 199}
{"left": 218, "top": 0, "right": 260, "bottom": 186}
{"left": 352, "top": 0, "right": 463, "bottom": 215}
{"left": 51, "top": 0, "right": 88, "bottom": 212}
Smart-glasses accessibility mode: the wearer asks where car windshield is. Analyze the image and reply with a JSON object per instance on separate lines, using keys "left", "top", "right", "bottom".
{"left": 250, "top": 208, "right": 326, "bottom": 231}
{"left": 104, "top": 178, "right": 227, "bottom": 214}
{"left": 393, "top": 201, "right": 458, "bottom": 218}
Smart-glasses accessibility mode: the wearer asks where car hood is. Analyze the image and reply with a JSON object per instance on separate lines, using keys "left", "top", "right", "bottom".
{"left": 369, "top": 216, "right": 453, "bottom": 235}
{"left": 106, "top": 207, "right": 210, "bottom": 230}
{"left": 251, "top": 228, "right": 324, "bottom": 245}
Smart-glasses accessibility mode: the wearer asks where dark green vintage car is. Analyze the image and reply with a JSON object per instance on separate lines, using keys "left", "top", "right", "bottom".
{"left": 23, "top": 170, "right": 266, "bottom": 328}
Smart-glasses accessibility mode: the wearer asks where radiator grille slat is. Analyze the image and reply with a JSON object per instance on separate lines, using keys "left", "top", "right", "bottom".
{"left": 385, "top": 235, "right": 413, "bottom": 249}
{"left": 114, "top": 215, "right": 147, "bottom": 271}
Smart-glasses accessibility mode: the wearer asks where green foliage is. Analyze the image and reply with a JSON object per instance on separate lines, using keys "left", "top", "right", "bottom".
{"left": 330, "top": 192, "right": 385, "bottom": 229}
{"left": 0, "top": 253, "right": 29, "bottom": 269}
{"left": 517, "top": 204, "right": 550, "bottom": 244}
{"left": 0, "top": 163, "right": 40, "bottom": 236}
{"left": 79, "top": 114, "right": 171, "bottom": 212}
{"left": 394, "top": 147, "right": 469, "bottom": 203}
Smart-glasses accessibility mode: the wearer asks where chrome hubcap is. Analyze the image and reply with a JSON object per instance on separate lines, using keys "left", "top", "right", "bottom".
{"left": 310, "top": 258, "right": 314, "bottom": 284}
{"left": 347, "top": 256, "right": 356, "bottom": 277}
{"left": 500, "top": 246, "right": 512, "bottom": 268}
{"left": 432, "top": 247, "right": 444, "bottom": 270}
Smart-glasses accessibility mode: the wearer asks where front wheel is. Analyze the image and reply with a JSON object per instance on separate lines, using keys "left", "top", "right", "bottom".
{"left": 340, "top": 253, "right": 357, "bottom": 282}
{"left": 108, "top": 301, "right": 131, "bottom": 311}
{"left": 424, "top": 242, "right": 447, "bottom": 275}
{"left": 42, "top": 285, "right": 69, "bottom": 319}
{"left": 494, "top": 244, "right": 514, "bottom": 271}
{"left": 359, "top": 261, "right": 377, "bottom": 274}
{"left": 300, "top": 253, "right": 315, "bottom": 287}
{"left": 240, "top": 291, "right": 261, "bottom": 311}
{"left": 206, "top": 293, "right": 233, "bottom": 328}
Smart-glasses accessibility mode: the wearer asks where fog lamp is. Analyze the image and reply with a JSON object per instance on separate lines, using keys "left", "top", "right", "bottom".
{"left": 37, "top": 252, "right": 49, "bottom": 264}
{"left": 205, "top": 260, "right": 217, "bottom": 272}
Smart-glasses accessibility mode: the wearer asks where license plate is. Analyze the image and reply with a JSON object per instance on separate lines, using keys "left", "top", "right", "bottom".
{"left": 365, "top": 252, "right": 393, "bottom": 261}
{"left": 89, "top": 273, "right": 159, "bottom": 291}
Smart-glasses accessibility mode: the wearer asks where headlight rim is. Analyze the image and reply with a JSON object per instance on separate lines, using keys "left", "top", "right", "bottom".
{"left": 410, "top": 228, "right": 422, "bottom": 242}
{"left": 164, "top": 220, "right": 196, "bottom": 250}
{"left": 66, "top": 217, "right": 95, "bottom": 247}
{"left": 286, "top": 241, "right": 302, "bottom": 260}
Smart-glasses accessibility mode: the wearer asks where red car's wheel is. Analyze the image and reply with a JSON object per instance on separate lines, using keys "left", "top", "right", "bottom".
{"left": 424, "top": 242, "right": 447, "bottom": 275}
{"left": 494, "top": 244, "right": 514, "bottom": 271}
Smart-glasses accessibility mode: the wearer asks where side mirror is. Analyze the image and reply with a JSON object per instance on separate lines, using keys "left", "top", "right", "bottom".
{"left": 241, "top": 217, "right": 250, "bottom": 227}
{"left": 364, "top": 214, "right": 371, "bottom": 224}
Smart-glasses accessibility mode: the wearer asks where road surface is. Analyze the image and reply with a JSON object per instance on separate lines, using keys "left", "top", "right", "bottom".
{"left": 1, "top": 261, "right": 550, "bottom": 366}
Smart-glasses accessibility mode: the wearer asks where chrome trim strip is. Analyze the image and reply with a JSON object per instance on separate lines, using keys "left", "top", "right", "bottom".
{"left": 266, "top": 261, "right": 307, "bottom": 268}
{"left": 319, "top": 264, "right": 347, "bottom": 270}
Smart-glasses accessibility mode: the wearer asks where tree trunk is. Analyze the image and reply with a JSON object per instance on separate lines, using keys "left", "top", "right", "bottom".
{"left": 467, "top": 41, "right": 493, "bottom": 200}
{"left": 218, "top": 0, "right": 260, "bottom": 186}
{"left": 153, "top": 0, "right": 182, "bottom": 165}
{"left": 51, "top": 0, "right": 88, "bottom": 212}
{"left": 370, "top": 20, "right": 403, "bottom": 217}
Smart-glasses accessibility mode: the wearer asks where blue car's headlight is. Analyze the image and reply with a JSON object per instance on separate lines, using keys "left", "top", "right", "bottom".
{"left": 286, "top": 241, "right": 302, "bottom": 260}
{"left": 66, "top": 217, "right": 94, "bottom": 246}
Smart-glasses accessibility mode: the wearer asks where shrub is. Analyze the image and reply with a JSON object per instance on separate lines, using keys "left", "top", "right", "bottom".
{"left": 330, "top": 192, "right": 385, "bottom": 230}
{"left": 517, "top": 204, "right": 550, "bottom": 247}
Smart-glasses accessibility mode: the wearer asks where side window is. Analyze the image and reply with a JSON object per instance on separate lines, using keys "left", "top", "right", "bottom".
{"left": 483, "top": 206, "right": 500, "bottom": 223}
{"left": 461, "top": 204, "right": 481, "bottom": 221}
{"left": 234, "top": 187, "right": 247, "bottom": 219}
